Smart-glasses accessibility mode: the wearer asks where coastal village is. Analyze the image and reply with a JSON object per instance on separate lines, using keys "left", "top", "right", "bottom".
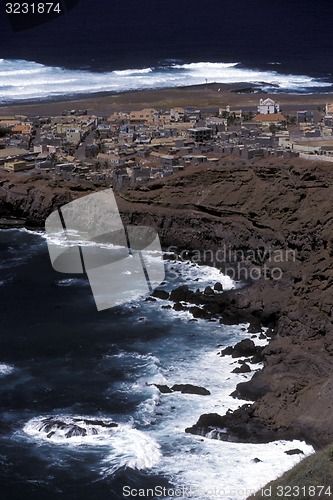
{"left": 1, "top": 96, "right": 333, "bottom": 189}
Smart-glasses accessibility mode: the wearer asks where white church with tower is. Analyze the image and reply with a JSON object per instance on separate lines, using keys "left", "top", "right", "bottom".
{"left": 257, "top": 98, "right": 280, "bottom": 114}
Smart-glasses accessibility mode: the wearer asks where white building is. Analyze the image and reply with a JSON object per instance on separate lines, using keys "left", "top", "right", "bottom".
{"left": 326, "top": 103, "right": 333, "bottom": 115}
{"left": 258, "top": 98, "right": 280, "bottom": 115}
{"left": 170, "top": 107, "right": 185, "bottom": 122}
{"left": 65, "top": 128, "right": 82, "bottom": 145}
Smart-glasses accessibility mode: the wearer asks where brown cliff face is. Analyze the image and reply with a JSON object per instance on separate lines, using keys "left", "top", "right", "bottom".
{"left": 0, "top": 173, "right": 97, "bottom": 226}
{"left": 117, "top": 158, "right": 333, "bottom": 448}
{"left": 1, "top": 157, "right": 333, "bottom": 447}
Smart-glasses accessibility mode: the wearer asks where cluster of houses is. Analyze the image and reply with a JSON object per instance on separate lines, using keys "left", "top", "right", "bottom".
{"left": 1, "top": 98, "right": 333, "bottom": 187}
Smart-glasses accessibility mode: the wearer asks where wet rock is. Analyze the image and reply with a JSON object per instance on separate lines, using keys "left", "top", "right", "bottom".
{"left": 285, "top": 449, "right": 304, "bottom": 455}
{"left": 204, "top": 286, "right": 214, "bottom": 296}
{"left": 40, "top": 417, "right": 118, "bottom": 438}
{"left": 248, "top": 318, "right": 262, "bottom": 333}
{"left": 74, "top": 419, "right": 118, "bottom": 428}
{"left": 185, "top": 406, "right": 295, "bottom": 444}
{"left": 171, "top": 384, "right": 211, "bottom": 396}
{"left": 40, "top": 419, "right": 66, "bottom": 433}
{"left": 189, "top": 306, "right": 210, "bottom": 319}
{"left": 231, "top": 374, "right": 270, "bottom": 401}
{"left": 65, "top": 425, "right": 87, "bottom": 438}
{"left": 221, "top": 346, "right": 234, "bottom": 356}
{"left": 152, "top": 289, "right": 170, "bottom": 300}
{"left": 250, "top": 347, "right": 265, "bottom": 364}
{"left": 232, "top": 339, "right": 258, "bottom": 358}
{"left": 214, "top": 282, "right": 223, "bottom": 292}
{"left": 203, "top": 302, "right": 221, "bottom": 315}
{"left": 238, "top": 358, "right": 251, "bottom": 364}
{"left": 223, "top": 340, "right": 257, "bottom": 358}
{"left": 170, "top": 285, "right": 191, "bottom": 302}
{"left": 232, "top": 363, "right": 251, "bottom": 374}
{"left": 265, "top": 328, "right": 277, "bottom": 338}
{"left": 173, "top": 302, "right": 185, "bottom": 312}
{"left": 152, "top": 384, "right": 173, "bottom": 394}
{"left": 152, "top": 383, "right": 210, "bottom": 396}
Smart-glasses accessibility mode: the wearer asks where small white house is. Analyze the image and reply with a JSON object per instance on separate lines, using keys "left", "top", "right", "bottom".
{"left": 258, "top": 98, "right": 280, "bottom": 115}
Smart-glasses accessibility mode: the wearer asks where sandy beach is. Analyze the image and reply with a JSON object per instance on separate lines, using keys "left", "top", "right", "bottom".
{"left": 0, "top": 83, "right": 332, "bottom": 117}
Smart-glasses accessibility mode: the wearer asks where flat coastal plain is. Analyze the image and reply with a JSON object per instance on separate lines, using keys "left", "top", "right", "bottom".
{"left": 0, "top": 83, "right": 331, "bottom": 117}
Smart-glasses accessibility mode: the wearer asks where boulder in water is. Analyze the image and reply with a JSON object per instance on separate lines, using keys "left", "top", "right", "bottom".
{"left": 171, "top": 384, "right": 211, "bottom": 396}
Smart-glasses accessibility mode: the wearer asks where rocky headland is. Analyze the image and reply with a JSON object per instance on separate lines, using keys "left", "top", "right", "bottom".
{"left": 1, "top": 155, "right": 333, "bottom": 448}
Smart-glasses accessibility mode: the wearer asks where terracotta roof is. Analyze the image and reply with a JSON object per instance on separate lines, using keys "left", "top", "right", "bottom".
{"left": 253, "top": 113, "right": 286, "bottom": 122}
{"left": 11, "top": 125, "right": 31, "bottom": 133}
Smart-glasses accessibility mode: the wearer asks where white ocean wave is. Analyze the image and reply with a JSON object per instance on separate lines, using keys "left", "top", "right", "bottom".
{"left": 158, "top": 439, "right": 314, "bottom": 500}
{"left": 125, "top": 326, "right": 313, "bottom": 499}
{"left": 100, "top": 426, "right": 162, "bottom": 476}
{"left": 23, "top": 415, "right": 162, "bottom": 474}
{"left": 165, "top": 259, "right": 235, "bottom": 290}
{"left": 0, "top": 58, "right": 330, "bottom": 103}
{"left": 0, "top": 363, "right": 15, "bottom": 375}
{"left": 113, "top": 67, "right": 153, "bottom": 76}
{"left": 174, "top": 62, "right": 240, "bottom": 70}
{"left": 44, "top": 229, "right": 124, "bottom": 249}
{"left": 56, "top": 278, "right": 86, "bottom": 287}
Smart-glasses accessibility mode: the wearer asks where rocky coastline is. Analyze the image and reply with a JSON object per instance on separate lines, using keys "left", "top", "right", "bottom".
{"left": 1, "top": 156, "right": 333, "bottom": 449}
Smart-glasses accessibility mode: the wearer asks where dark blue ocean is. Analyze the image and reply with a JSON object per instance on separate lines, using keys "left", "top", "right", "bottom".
{"left": 0, "top": 229, "right": 313, "bottom": 499}
{"left": 0, "top": 0, "right": 333, "bottom": 102}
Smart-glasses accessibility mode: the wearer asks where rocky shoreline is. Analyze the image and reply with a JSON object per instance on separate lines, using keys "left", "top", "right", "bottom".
{"left": 150, "top": 281, "right": 293, "bottom": 445}
{"left": 1, "top": 156, "right": 333, "bottom": 448}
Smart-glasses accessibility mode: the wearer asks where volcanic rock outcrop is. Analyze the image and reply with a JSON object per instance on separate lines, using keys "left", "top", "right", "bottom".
{"left": 1, "top": 156, "right": 333, "bottom": 447}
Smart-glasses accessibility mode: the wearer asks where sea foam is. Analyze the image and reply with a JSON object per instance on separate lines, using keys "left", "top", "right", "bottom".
{"left": 0, "top": 363, "right": 15, "bottom": 376}
{"left": 23, "top": 415, "right": 162, "bottom": 474}
{"left": 0, "top": 58, "right": 330, "bottom": 103}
